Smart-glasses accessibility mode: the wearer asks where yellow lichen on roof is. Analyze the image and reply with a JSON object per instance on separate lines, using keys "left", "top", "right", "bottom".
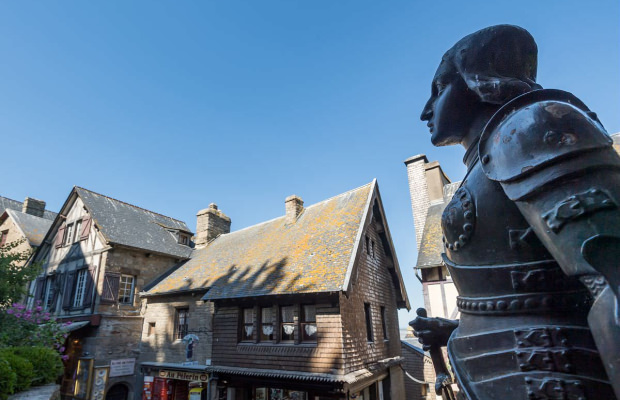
{"left": 148, "top": 182, "right": 374, "bottom": 299}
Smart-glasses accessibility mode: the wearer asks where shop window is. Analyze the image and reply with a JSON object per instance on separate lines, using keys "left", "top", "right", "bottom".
{"left": 364, "top": 303, "right": 373, "bottom": 342}
{"left": 175, "top": 308, "right": 189, "bottom": 340}
{"left": 118, "top": 275, "right": 135, "bottom": 304}
{"left": 280, "top": 305, "right": 295, "bottom": 341}
{"left": 241, "top": 308, "right": 255, "bottom": 341}
{"left": 301, "top": 304, "right": 317, "bottom": 342}
{"left": 260, "top": 307, "right": 274, "bottom": 341}
{"left": 380, "top": 306, "right": 388, "bottom": 340}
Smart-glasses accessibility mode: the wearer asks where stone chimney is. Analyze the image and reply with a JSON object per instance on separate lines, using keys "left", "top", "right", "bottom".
{"left": 195, "top": 203, "right": 231, "bottom": 247}
{"left": 22, "top": 197, "right": 46, "bottom": 218}
{"left": 404, "top": 154, "right": 450, "bottom": 251}
{"left": 285, "top": 195, "right": 304, "bottom": 223}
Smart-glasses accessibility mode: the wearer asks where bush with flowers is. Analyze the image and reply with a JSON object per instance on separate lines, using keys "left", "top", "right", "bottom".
{"left": 0, "top": 302, "right": 68, "bottom": 398}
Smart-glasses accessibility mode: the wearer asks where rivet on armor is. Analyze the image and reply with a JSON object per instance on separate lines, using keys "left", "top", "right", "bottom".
{"left": 471, "top": 302, "right": 478, "bottom": 310}
{"left": 524, "top": 298, "right": 539, "bottom": 309}
{"left": 463, "top": 223, "right": 473, "bottom": 232}
{"left": 465, "top": 302, "right": 471, "bottom": 309}
{"left": 486, "top": 301, "right": 494, "bottom": 311}
{"left": 464, "top": 211, "right": 473, "bottom": 220}
{"left": 453, "top": 241, "right": 460, "bottom": 250}
{"left": 481, "top": 154, "right": 490, "bottom": 164}
{"left": 497, "top": 300, "right": 507, "bottom": 310}
{"left": 459, "top": 234, "right": 467, "bottom": 243}
{"left": 463, "top": 200, "right": 471, "bottom": 208}
{"left": 509, "top": 299, "right": 521, "bottom": 310}
{"left": 478, "top": 303, "right": 487, "bottom": 311}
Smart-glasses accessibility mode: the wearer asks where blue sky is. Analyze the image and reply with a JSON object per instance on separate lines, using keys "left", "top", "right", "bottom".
{"left": 1, "top": 1, "right": 618, "bottom": 328}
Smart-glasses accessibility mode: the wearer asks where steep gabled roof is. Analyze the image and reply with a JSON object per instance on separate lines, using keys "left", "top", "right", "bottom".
{"left": 73, "top": 187, "right": 193, "bottom": 259}
{"left": 145, "top": 181, "right": 408, "bottom": 308}
{"left": 3, "top": 209, "right": 54, "bottom": 247}
{"left": 0, "top": 196, "right": 57, "bottom": 221}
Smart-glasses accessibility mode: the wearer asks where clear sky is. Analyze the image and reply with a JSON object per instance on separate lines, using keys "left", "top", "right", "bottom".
{"left": 1, "top": 1, "right": 618, "bottom": 328}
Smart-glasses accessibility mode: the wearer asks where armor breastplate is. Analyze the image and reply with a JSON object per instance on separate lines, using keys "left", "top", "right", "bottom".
{"left": 441, "top": 158, "right": 614, "bottom": 399}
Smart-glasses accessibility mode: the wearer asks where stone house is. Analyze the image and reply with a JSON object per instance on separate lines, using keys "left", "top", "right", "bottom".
{"left": 399, "top": 341, "right": 435, "bottom": 400}
{"left": 0, "top": 196, "right": 57, "bottom": 261}
{"left": 138, "top": 181, "right": 410, "bottom": 400}
{"left": 28, "top": 186, "right": 193, "bottom": 400}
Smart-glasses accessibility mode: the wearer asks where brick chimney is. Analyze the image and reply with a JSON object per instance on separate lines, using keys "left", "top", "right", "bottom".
{"left": 404, "top": 154, "right": 450, "bottom": 251}
{"left": 285, "top": 195, "right": 304, "bottom": 223}
{"left": 195, "top": 203, "right": 231, "bottom": 247}
{"left": 22, "top": 197, "right": 46, "bottom": 218}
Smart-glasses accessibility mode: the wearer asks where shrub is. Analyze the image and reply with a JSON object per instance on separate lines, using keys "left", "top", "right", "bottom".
{"left": 10, "top": 346, "right": 63, "bottom": 386}
{"left": 0, "top": 350, "right": 33, "bottom": 393}
{"left": 0, "top": 359, "right": 16, "bottom": 400}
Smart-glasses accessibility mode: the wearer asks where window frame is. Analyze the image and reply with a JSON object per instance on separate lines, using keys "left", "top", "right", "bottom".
{"left": 300, "top": 304, "right": 317, "bottom": 342}
{"left": 175, "top": 307, "right": 189, "bottom": 340}
{"left": 118, "top": 274, "right": 135, "bottom": 305}
{"left": 240, "top": 307, "right": 255, "bottom": 342}
{"left": 280, "top": 305, "right": 295, "bottom": 342}
{"left": 364, "top": 303, "right": 374, "bottom": 342}
{"left": 73, "top": 269, "right": 88, "bottom": 308}
{"left": 44, "top": 275, "right": 56, "bottom": 310}
{"left": 380, "top": 306, "right": 388, "bottom": 341}
{"left": 259, "top": 307, "right": 274, "bottom": 342}
{"left": 64, "top": 223, "right": 75, "bottom": 246}
{"left": 0, "top": 230, "right": 8, "bottom": 246}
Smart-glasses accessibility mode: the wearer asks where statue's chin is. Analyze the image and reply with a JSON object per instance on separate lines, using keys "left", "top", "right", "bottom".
{"left": 431, "top": 132, "right": 458, "bottom": 147}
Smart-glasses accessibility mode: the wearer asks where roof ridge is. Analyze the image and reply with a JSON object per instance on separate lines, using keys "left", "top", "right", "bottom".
{"left": 207, "top": 181, "right": 374, "bottom": 241}
{"left": 74, "top": 186, "right": 188, "bottom": 226}
{"left": 0, "top": 195, "right": 22, "bottom": 204}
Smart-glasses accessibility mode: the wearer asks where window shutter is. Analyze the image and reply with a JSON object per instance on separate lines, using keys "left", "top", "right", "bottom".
{"left": 33, "top": 277, "right": 45, "bottom": 303}
{"left": 82, "top": 266, "right": 96, "bottom": 308}
{"left": 62, "top": 271, "right": 76, "bottom": 310}
{"left": 49, "top": 274, "right": 61, "bottom": 312}
{"left": 55, "top": 226, "right": 66, "bottom": 248}
{"left": 80, "top": 217, "right": 92, "bottom": 241}
{"left": 101, "top": 273, "right": 121, "bottom": 303}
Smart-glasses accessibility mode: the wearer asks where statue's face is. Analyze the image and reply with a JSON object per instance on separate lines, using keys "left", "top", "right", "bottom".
{"left": 420, "top": 61, "right": 482, "bottom": 146}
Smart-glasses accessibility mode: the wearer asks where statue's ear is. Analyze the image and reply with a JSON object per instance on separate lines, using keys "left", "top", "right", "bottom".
{"left": 462, "top": 74, "right": 541, "bottom": 105}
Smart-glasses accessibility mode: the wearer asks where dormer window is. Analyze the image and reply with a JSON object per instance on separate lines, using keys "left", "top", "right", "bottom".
{"left": 179, "top": 234, "right": 190, "bottom": 246}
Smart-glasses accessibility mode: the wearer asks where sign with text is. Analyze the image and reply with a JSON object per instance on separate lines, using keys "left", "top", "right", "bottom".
{"left": 158, "top": 370, "right": 208, "bottom": 382}
{"left": 109, "top": 358, "right": 136, "bottom": 377}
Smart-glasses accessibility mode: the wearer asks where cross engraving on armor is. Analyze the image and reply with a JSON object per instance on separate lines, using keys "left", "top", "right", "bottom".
{"left": 541, "top": 188, "right": 616, "bottom": 233}
{"left": 525, "top": 377, "right": 586, "bottom": 400}
{"left": 517, "top": 349, "right": 574, "bottom": 373}
{"left": 515, "top": 327, "right": 569, "bottom": 348}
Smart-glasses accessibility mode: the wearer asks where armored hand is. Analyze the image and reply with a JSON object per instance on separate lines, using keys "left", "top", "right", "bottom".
{"left": 409, "top": 308, "right": 458, "bottom": 351}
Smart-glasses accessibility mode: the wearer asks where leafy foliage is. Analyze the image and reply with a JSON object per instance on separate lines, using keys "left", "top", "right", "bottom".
{"left": 0, "top": 350, "right": 34, "bottom": 393}
{"left": 9, "top": 347, "right": 63, "bottom": 387}
{"left": 0, "top": 359, "right": 16, "bottom": 400}
{"left": 0, "top": 239, "right": 40, "bottom": 309}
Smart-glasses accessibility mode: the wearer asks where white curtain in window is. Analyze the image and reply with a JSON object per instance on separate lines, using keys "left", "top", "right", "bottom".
{"left": 281, "top": 306, "right": 294, "bottom": 322}
{"left": 304, "top": 324, "right": 317, "bottom": 336}
{"left": 283, "top": 324, "right": 294, "bottom": 335}
{"left": 262, "top": 325, "right": 274, "bottom": 335}
{"left": 245, "top": 326, "right": 253, "bottom": 336}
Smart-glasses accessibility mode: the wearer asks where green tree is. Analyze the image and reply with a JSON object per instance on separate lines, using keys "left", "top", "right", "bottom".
{"left": 0, "top": 240, "right": 40, "bottom": 310}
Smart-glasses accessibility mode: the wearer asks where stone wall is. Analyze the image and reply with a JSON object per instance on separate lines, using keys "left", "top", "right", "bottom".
{"left": 0, "top": 216, "right": 32, "bottom": 266}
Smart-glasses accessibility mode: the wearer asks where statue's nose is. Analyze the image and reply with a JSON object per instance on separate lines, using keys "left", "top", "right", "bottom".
{"left": 421, "top": 101, "right": 433, "bottom": 121}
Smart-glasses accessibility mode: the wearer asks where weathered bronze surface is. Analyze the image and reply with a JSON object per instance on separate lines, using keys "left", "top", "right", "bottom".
{"left": 411, "top": 25, "right": 620, "bottom": 399}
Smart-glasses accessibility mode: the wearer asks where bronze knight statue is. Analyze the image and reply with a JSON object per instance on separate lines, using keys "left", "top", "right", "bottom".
{"left": 410, "top": 25, "right": 620, "bottom": 399}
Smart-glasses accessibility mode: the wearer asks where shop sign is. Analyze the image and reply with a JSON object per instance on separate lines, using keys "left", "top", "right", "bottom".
{"left": 110, "top": 358, "right": 136, "bottom": 377}
{"left": 158, "top": 370, "right": 208, "bottom": 382}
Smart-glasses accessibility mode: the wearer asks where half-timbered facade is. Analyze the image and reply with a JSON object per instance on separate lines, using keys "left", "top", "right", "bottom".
{"left": 139, "top": 181, "right": 410, "bottom": 400}
{"left": 28, "top": 187, "right": 193, "bottom": 400}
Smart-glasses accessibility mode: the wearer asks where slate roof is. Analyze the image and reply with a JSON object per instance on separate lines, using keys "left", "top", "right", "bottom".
{"left": 75, "top": 187, "right": 193, "bottom": 259}
{"left": 0, "top": 196, "right": 57, "bottom": 221}
{"left": 415, "top": 202, "right": 446, "bottom": 269}
{"left": 612, "top": 132, "right": 620, "bottom": 154}
{"left": 4, "top": 209, "right": 54, "bottom": 247}
{"left": 401, "top": 339, "right": 427, "bottom": 356}
{"left": 146, "top": 182, "right": 375, "bottom": 299}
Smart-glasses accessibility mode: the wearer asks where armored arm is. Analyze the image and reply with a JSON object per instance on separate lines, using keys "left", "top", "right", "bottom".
{"left": 480, "top": 89, "right": 620, "bottom": 397}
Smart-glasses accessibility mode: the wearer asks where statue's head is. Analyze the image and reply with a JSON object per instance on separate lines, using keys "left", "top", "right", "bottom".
{"left": 421, "top": 25, "right": 542, "bottom": 146}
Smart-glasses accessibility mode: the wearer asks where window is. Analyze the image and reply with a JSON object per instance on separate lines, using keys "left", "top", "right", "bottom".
{"left": 380, "top": 306, "right": 388, "bottom": 340}
{"left": 280, "top": 306, "right": 295, "bottom": 341}
{"left": 365, "top": 235, "right": 375, "bottom": 258}
{"left": 0, "top": 230, "right": 8, "bottom": 246}
{"left": 74, "top": 220, "right": 82, "bottom": 243}
{"left": 241, "top": 308, "right": 255, "bottom": 341}
{"left": 179, "top": 234, "right": 189, "bottom": 246}
{"left": 118, "top": 275, "right": 135, "bottom": 304}
{"left": 260, "top": 307, "right": 274, "bottom": 341}
{"left": 175, "top": 308, "right": 189, "bottom": 340}
{"left": 148, "top": 322, "right": 156, "bottom": 337}
{"left": 73, "top": 269, "right": 88, "bottom": 307}
{"left": 64, "top": 223, "right": 74, "bottom": 246}
{"left": 364, "top": 303, "right": 373, "bottom": 342}
{"left": 44, "top": 276, "right": 56, "bottom": 310}
{"left": 301, "top": 305, "right": 317, "bottom": 342}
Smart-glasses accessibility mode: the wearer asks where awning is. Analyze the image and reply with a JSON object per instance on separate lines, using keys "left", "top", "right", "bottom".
{"left": 65, "top": 321, "right": 90, "bottom": 332}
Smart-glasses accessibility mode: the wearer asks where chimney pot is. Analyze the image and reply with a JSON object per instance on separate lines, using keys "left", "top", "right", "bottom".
{"left": 22, "top": 197, "right": 46, "bottom": 218}
{"left": 195, "top": 204, "right": 231, "bottom": 247}
{"left": 285, "top": 195, "right": 304, "bottom": 223}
